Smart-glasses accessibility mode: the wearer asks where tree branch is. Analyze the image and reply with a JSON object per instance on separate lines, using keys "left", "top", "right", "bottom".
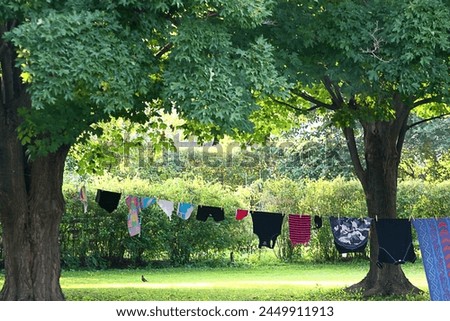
{"left": 291, "top": 88, "right": 335, "bottom": 110}
{"left": 155, "top": 42, "right": 173, "bottom": 59}
{"left": 360, "top": 21, "right": 392, "bottom": 63}
{"left": 343, "top": 127, "right": 366, "bottom": 189}
{"left": 322, "top": 76, "right": 343, "bottom": 109}
{"left": 271, "top": 98, "right": 323, "bottom": 114}
{"left": 396, "top": 115, "right": 409, "bottom": 164}
{"left": 0, "top": 42, "right": 7, "bottom": 57}
{"left": 411, "top": 97, "right": 438, "bottom": 109}
{"left": 407, "top": 113, "right": 450, "bottom": 130}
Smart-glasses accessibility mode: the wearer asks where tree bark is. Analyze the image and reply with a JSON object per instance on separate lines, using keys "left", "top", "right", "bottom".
{"left": 0, "top": 33, "right": 68, "bottom": 300}
{"left": 344, "top": 114, "right": 421, "bottom": 296}
{"left": 0, "top": 147, "right": 69, "bottom": 301}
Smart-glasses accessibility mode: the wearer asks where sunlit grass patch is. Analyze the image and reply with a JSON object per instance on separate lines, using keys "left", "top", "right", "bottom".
{"left": 0, "top": 261, "right": 428, "bottom": 301}
{"left": 56, "top": 261, "right": 428, "bottom": 301}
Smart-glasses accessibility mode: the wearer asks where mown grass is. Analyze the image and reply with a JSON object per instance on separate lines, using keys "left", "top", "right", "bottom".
{"left": 0, "top": 261, "right": 429, "bottom": 301}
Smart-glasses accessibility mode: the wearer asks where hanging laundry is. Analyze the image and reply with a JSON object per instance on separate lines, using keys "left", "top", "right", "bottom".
{"left": 157, "top": 199, "right": 174, "bottom": 220}
{"left": 79, "top": 185, "right": 88, "bottom": 213}
{"left": 288, "top": 214, "right": 311, "bottom": 246}
{"left": 140, "top": 197, "right": 156, "bottom": 210}
{"left": 127, "top": 211, "right": 141, "bottom": 237}
{"left": 413, "top": 218, "right": 450, "bottom": 301}
{"left": 314, "top": 215, "right": 323, "bottom": 229}
{"left": 235, "top": 209, "right": 249, "bottom": 221}
{"left": 125, "top": 195, "right": 138, "bottom": 211}
{"left": 251, "top": 211, "right": 284, "bottom": 249}
{"left": 330, "top": 217, "right": 372, "bottom": 254}
{"left": 95, "top": 189, "right": 121, "bottom": 213}
{"left": 375, "top": 218, "right": 416, "bottom": 268}
{"left": 177, "top": 202, "right": 195, "bottom": 220}
{"left": 126, "top": 196, "right": 156, "bottom": 213}
{"left": 125, "top": 196, "right": 156, "bottom": 237}
{"left": 196, "top": 205, "right": 225, "bottom": 222}
{"left": 125, "top": 196, "right": 141, "bottom": 237}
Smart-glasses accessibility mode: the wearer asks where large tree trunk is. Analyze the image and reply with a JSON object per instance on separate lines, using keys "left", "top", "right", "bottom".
{"left": 0, "top": 33, "right": 68, "bottom": 300}
{"left": 0, "top": 147, "right": 69, "bottom": 301}
{"left": 344, "top": 112, "right": 421, "bottom": 296}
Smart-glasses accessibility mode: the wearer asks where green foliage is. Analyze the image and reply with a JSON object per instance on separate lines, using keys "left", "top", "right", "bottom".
{"left": 58, "top": 174, "right": 450, "bottom": 268}
{"left": 8, "top": 10, "right": 154, "bottom": 110}
{"left": 400, "top": 116, "right": 450, "bottom": 181}
{"left": 3, "top": 0, "right": 283, "bottom": 158}
{"left": 164, "top": 22, "right": 288, "bottom": 137}
{"left": 406, "top": 180, "right": 450, "bottom": 219}
{"left": 261, "top": 0, "right": 450, "bottom": 124}
{"left": 61, "top": 176, "right": 252, "bottom": 268}
{"left": 6, "top": 8, "right": 157, "bottom": 156}
{"left": 68, "top": 115, "right": 174, "bottom": 176}
{"left": 275, "top": 119, "right": 358, "bottom": 180}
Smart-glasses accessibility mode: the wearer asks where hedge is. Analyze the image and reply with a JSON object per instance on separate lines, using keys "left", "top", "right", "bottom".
{"left": 1, "top": 177, "right": 448, "bottom": 269}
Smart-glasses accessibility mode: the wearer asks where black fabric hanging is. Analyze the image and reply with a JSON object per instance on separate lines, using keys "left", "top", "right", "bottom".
{"left": 95, "top": 189, "right": 121, "bottom": 213}
{"left": 314, "top": 215, "right": 323, "bottom": 229}
{"left": 251, "top": 211, "right": 284, "bottom": 249}
{"left": 375, "top": 218, "right": 416, "bottom": 268}
{"left": 196, "top": 205, "right": 225, "bottom": 222}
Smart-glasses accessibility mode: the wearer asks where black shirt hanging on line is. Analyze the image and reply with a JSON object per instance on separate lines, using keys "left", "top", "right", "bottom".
{"left": 95, "top": 189, "right": 121, "bottom": 213}
{"left": 375, "top": 218, "right": 416, "bottom": 268}
{"left": 196, "top": 205, "right": 225, "bottom": 222}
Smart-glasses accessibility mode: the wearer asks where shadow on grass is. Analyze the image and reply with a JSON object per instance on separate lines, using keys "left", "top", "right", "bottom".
{"left": 63, "top": 287, "right": 430, "bottom": 301}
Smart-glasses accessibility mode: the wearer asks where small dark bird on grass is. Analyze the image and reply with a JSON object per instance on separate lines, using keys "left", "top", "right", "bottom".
{"left": 141, "top": 275, "right": 148, "bottom": 282}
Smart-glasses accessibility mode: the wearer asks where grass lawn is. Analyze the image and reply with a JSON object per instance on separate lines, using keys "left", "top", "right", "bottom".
{"left": 60, "top": 261, "right": 429, "bottom": 301}
{"left": 0, "top": 261, "right": 429, "bottom": 301}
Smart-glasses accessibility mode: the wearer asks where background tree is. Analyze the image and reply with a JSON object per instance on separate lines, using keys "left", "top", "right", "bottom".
{"left": 254, "top": 0, "right": 450, "bottom": 296}
{"left": 400, "top": 116, "right": 450, "bottom": 181}
{"left": 0, "top": 0, "right": 283, "bottom": 300}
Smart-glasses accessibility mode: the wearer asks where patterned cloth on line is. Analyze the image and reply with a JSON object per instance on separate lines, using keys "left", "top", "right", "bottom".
{"left": 125, "top": 196, "right": 156, "bottom": 237}
{"left": 79, "top": 186, "right": 88, "bottom": 213}
{"left": 412, "top": 218, "right": 450, "bottom": 301}
{"left": 330, "top": 217, "right": 372, "bottom": 253}
{"left": 177, "top": 202, "right": 194, "bottom": 220}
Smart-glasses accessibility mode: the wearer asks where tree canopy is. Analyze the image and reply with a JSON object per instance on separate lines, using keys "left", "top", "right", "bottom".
{"left": 264, "top": 0, "right": 449, "bottom": 111}
{"left": 2, "top": 0, "right": 286, "bottom": 156}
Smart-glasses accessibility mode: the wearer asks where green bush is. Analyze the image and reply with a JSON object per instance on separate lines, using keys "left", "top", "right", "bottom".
{"left": 3, "top": 176, "right": 446, "bottom": 270}
{"left": 409, "top": 180, "right": 450, "bottom": 218}
{"left": 61, "top": 175, "right": 253, "bottom": 268}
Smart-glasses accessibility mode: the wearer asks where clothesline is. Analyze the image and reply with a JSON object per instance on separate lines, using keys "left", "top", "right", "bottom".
{"left": 83, "top": 187, "right": 444, "bottom": 221}
{"left": 78, "top": 187, "right": 450, "bottom": 301}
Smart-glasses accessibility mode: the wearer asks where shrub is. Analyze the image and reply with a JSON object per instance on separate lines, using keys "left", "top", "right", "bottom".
{"left": 24, "top": 177, "right": 450, "bottom": 269}
{"left": 60, "top": 175, "right": 252, "bottom": 268}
